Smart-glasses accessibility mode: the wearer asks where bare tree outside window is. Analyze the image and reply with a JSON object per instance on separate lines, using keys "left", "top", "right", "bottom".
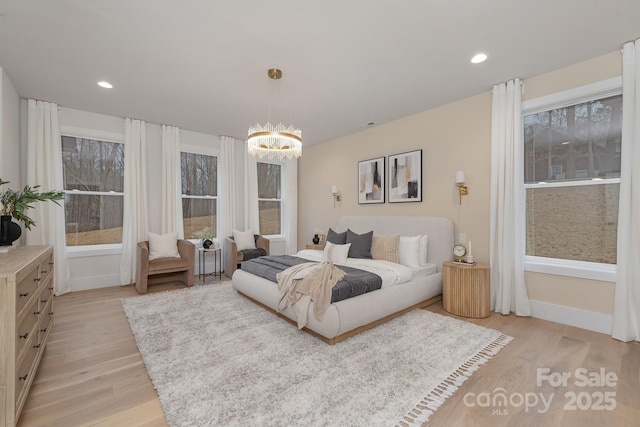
{"left": 61, "top": 136, "right": 125, "bottom": 246}
{"left": 523, "top": 94, "right": 622, "bottom": 264}
{"left": 181, "top": 152, "right": 217, "bottom": 239}
{"left": 257, "top": 162, "right": 281, "bottom": 235}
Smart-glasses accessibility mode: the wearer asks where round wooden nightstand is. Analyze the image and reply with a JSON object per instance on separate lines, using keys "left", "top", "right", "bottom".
{"left": 442, "top": 261, "right": 491, "bottom": 318}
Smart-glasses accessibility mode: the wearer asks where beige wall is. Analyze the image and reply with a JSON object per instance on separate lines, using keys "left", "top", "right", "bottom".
{"left": 299, "top": 91, "right": 492, "bottom": 262}
{"left": 298, "top": 50, "right": 622, "bottom": 316}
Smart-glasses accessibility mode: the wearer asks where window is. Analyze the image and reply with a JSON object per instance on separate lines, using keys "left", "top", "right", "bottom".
{"left": 181, "top": 152, "right": 218, "bottom": 239}
{"left": 523, "top": 87, "right": 622, "bottom": 267}
{"left": 257, "top": 162, "right": 281, "bottom": 235}
{"left": 61, "top": 135, "right": 125, "bottom": 246}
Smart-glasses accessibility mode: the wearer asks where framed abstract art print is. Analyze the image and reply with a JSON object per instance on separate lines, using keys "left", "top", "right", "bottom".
{"left": 358, "top": 157, "right": 385, "bottom": 204}
{"left": 388, "top": 149, "right": 422, "bottom": 203}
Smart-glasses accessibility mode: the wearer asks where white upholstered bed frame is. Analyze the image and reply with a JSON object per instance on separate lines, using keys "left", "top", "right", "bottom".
{"left": 232, "top": 216, "right": 454, "bottom": 344}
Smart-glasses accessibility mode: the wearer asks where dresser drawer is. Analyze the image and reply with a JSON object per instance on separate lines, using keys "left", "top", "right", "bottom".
{"left": 39, "top": 281, "right": 53, "bottom": 309}
{"left": 16, "top": 265, "right": 39, "bottom": 314}
{"left": 38, "top": 297, "right": 54, "bottom": 343}
{"left": 39, "top": 253, "right": 54, "bottom": 287}
{"left": 15, "top": 343, "right": 37, "bottom": 406}
{"left": 16, "top": 298, "right": 39, "bottom": 360}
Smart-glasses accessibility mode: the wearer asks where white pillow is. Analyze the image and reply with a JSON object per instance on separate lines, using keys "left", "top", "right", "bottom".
{"left": 148, "top": 232, "right": 181, "bottom": 261}
{"left": 322, "top": 241, "right": 351, "bottom": 265}
{"left": 398, "top": 235, "right": 421, "bottom": 268}
{"left": 233, "top": 229, "right": 257, "bottom": 251}
{"left": 419, "top": 234, "right": 429, "bottom": 267}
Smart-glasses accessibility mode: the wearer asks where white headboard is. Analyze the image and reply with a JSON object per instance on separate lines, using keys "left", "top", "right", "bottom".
{"left": 335, "top": 216, "right": 454, "bottom": 272}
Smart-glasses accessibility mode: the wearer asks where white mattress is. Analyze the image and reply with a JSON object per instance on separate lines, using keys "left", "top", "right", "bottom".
{"left": 295, "top": 249, "right": 437, "bottom": 288}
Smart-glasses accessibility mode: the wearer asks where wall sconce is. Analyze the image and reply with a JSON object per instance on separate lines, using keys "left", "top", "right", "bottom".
{"left": 331, "top": 185, "right": 341, "bottom": 207}
{"left": 455, "top": 171, "right": 468, "bottom": 204}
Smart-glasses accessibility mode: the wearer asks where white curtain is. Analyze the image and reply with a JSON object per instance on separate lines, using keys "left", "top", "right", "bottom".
{"left": 120, "top": 118, "right": 149, "bottom": 285}
{"left": 489, "top": 78, "right": 531, "bottom": 316}
{"left": 243, "top": 147, "right": 260, "bottom": 233}
{"left": 282, "top": 158, "right": 298, "bottom": 254}
{"left": 161, "top": 125, "right": 183, "bottom": 237}
{"left": 219, "top": 136, "right": 237, "bottom": 240}
{"left": 25, "top": 99, "right": 71, "bottom": 296}
{"left": 612, "top": 40, "right": 640, "bottom": 342}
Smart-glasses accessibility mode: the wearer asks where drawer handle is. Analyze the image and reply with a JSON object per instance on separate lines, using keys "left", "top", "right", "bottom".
{"left": 19, "top": 374, "right": 28, "bottom": 381}
{"left": 40, "top": 327, "right": 48, "bottom": 333}
{"left": 33, "top": 344, "right": 41, "bottom": 349}
{"left": 19, "top": 292, "right": 29, "bottom": 298}
{"left": 34, "top": 310, "right": 41, "bottom": 315}
{"left": 34, "top": 277, "right": 41, "bottom": 282}
{"left": 49, "top": 286, "right": 54, "bottom": 291}
{"left": 49, "top": 262, "right": 54, "bottom": 265}
{"left": 49, "top": 311, "right": 54, "bottom": 315}
{"left": 19, "top": 332, "right": 29, "bottom": 339}
{"left": 41, "top": 299, "right": 47, "bottom": 303}
{"left": 41, "top": 270, "right": 48, "bottom": 274}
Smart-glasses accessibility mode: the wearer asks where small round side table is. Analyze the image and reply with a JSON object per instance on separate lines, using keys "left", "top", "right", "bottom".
{"left": 442, "top": 261, "right": 490, "bottom": 318}
{"left": 198, "top": 247, "right": 222, "bottom": 281}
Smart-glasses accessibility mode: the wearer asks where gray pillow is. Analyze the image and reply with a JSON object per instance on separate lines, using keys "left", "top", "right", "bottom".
{"left": 346, "top": 229, "right": 373, "bottom": 259}
{"left": 327, "top": 228, "right": 347, "bottom": 244}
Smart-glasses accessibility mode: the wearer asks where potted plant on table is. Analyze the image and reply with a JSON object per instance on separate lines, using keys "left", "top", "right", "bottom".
{"left": 0, "top": 179, "right": 65, "bottom": 246}
{"left": 195, "top": 227, "right": 215, "bottom": 249}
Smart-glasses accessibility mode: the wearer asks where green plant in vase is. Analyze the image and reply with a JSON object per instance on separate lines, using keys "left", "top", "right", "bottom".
{"left": 0, "top": 178, "right": 65, "bottom": 245}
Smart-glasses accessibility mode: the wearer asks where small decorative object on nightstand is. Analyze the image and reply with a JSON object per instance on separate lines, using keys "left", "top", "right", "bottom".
{"left": 453, "top": 244, "right": 466, "bottom": 262}
{"left": 312, "top": 234, "right": 320, "bottom": 244}
{"left": 443, "top": 261, "right": 490, "bottom": 318}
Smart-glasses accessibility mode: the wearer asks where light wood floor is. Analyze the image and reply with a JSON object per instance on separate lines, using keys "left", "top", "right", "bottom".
{"left": 17, "top": 280, "right": 640, "bottom": 427}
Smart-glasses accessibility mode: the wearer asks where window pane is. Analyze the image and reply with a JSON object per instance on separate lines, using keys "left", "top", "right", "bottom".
{"left": 64, "top": 193, "right": 123, "bottom": 246}
{"left": 524, "top": 95, "right": 622, "bottom": 183}
{"left": 62, "top": 136, "right": 125, "bottom": 191}
{"left": 257, "top": 163, "right": 281, "bottom": 199}
{"left": 259, "top": 200, "right": 281, "bottom": 235}
{"left": 525, "top": 184, "right": 618, "bottom": 264}
{"left": 181, "top": 152, "right": 217, "bottom": 196}
{"left": 182, "top": 198, "right": 217, "bottom": 239}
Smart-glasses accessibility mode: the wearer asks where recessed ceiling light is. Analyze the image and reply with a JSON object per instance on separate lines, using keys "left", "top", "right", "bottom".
{"left": 97, "top": 81, "right": 113, "bottom": 89}
{"left": 470, "top": 53, "right": 487, "bottom": 64}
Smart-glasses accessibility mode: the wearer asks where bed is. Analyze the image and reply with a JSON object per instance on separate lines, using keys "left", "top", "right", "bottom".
{"left": 232, "top": 215, "right": 454, "bottom": 344}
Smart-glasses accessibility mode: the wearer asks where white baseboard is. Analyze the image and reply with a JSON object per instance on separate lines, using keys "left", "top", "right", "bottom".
{"left": 70, "top": 273, "right": 121, "bottom": 292}
{"left": 529, "top": 299, "right": 612, "bottom": 335}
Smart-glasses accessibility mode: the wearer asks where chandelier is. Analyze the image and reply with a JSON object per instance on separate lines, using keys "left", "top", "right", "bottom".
{"left": 247, "top": 68, "right": 302, "bottom": 160}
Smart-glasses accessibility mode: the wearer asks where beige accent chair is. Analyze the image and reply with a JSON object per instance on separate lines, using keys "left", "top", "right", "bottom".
{"left": 136, "top": 239, "right": 195, "bottom": 293}
{"left": 223, "top": 235, "right": 270, "bottom": 279}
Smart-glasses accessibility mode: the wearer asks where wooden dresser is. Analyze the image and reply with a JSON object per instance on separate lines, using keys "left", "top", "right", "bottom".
{"left": 0, "top": 245, "right": 54, "bottom": 427}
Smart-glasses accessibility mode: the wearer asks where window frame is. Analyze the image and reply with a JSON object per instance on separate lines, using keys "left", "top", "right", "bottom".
{"left": 60, "top": 126, "right": 126, "bottom": 254}
{"left": 180, "top": 144, "right": 220, "bottom": 243}
{"left": 257, "top": 160, "right": 284, "bottom": 238}
{"left": 521, "top": 77, "right": 622, "bottom": 282}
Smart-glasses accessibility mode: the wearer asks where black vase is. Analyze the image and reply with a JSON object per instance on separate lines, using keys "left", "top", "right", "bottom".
{"left": 203, "top": 239, "right": 213, "bottom": 249}
{"left": 312, "top": 234, "right": 320, "bottom": 245}
{"left": 0, "top": 215, "right": 22, "bottom": 246}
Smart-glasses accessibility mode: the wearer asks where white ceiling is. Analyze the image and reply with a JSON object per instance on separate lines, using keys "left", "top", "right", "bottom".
{"left": 1, "top": 1, "right": 639, "bottom": 147}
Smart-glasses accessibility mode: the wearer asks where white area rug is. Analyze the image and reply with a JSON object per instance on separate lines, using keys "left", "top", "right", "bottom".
{"left": 121, "top": 284, "right": 511, "bottom": 426}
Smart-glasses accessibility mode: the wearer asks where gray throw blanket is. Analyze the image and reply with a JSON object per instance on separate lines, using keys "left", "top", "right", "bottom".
{"left": 240, "top": 255, "right": 383, "bottom": 303}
